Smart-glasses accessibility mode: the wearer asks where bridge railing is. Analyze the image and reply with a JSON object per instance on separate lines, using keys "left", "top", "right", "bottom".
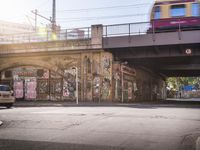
{"left": 103, "top": 17, "right": 200, "bottom": 37}
{"left": 1, "top": 18, "right": 200, "bottom": 43}
{"left": 0, "top": 27, "right": 91, "bottom": 44}
{"left": 103, "top": 22, "right": 151, "bottom": 37}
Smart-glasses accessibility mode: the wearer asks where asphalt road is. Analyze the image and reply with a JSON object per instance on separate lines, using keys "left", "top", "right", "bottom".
{"left": 0, "top": 103, "right": 200, "bottom": 150}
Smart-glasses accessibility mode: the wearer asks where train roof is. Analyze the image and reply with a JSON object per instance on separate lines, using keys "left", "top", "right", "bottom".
{"left": 156, "top": 0, "right": 197, "bottom": 2}
{"left": 155, "top": 0, "right": 199, "bottom": 5}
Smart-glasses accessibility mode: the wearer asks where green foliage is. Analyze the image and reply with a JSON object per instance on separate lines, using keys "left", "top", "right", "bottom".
{"left": 166, "top": 77, "right": 200, "bottom": 90}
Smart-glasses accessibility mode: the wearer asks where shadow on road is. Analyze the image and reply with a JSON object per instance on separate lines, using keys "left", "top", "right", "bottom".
{"left": 0, "top": 139, "right": 132, "bottom": 150}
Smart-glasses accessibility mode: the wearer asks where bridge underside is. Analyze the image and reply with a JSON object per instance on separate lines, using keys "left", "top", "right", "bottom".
{"left": 130, "top": 56, "right": 200, "bottom": 77}
{"left": 108, "top": 43, "right": 200, "bottom": 77}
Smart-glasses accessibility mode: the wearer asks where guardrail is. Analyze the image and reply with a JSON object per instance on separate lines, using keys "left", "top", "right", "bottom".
{"left": 0, "top": 27, "right": 91, "bottom": 44}
{"left": 103, "top": 22, "right": 150, "bottom": 37}
{"left": 103, "top": 17, "right": 200, "bottom": 37}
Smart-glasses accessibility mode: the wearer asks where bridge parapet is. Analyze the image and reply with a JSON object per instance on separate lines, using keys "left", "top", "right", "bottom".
{"left": 0, "top": 39, "right": 92, "bottom": 55}
{"left": 0, "top": 25, "right": 104, "bottom": 54}
{"left": 0, "top": 27, "right": 91, "bottom": 44}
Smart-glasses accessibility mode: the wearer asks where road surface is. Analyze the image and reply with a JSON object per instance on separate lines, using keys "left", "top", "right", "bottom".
{"left": 0, "top": 103, "right": 200, "bottom": 150}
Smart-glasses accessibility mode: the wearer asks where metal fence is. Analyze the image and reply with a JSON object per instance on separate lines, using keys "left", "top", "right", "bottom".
{"left": 103, "top": 17, "right": 200, "bottom": 37}
{"left": 103, "top": 22, "right": 151, "bottom": 37}
{"left": 0, "top": 27, "right": 91, "bottom": 44}
{"left": 1, "top": 18, "right": 200, "bottom": 43}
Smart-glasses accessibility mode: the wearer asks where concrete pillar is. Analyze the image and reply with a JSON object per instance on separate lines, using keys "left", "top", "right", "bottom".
{"left": 91, "top": 24, "right": 103, "bottom": 49}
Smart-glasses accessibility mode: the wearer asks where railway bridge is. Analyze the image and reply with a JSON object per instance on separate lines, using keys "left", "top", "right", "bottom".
{"left": 0, "top": 23, "right": 199, "bottom": 102}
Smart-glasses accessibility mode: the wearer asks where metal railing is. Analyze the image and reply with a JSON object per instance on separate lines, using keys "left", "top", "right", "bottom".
{"left": 103, "top": 22, "right": 150, "bottom": 37}
{"left": 0, "top": 27, "right": 91, "bottom": 44}
{"left": 1, "top": 17, "right": 200, "bottom": 44}
{"left": 103, "top": 17, "right": 200, "bottom": 37}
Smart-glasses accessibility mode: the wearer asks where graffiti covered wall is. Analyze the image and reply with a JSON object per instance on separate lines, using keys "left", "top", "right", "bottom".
{"left": 81, "top": 52, "right": 113, "bottom": 101}
{"left": 0, "top": 51, "right": 113, "bottom": 102}
{"left": 101, "top": 53, "right": 112, "bottom": 101}
{"left": 112, "top": 63, "right": 137, "bottom": 102}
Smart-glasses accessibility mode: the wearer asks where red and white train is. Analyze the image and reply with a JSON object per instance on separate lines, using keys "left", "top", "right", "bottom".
{"left": 149, "top": 0, "right": 200, "bottom": 32}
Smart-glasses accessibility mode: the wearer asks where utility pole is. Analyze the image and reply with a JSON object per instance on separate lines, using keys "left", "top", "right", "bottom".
{"left": 31, "top": 9, "right": 38, "bottom": 31}
{"left": 31, "top": 0, "right": 57, "bottom": 33}
{"left": 52, "top": 0, "right": 56, "bottom": 33}
{"left": 34, "top": 9, "right": 38, "bottom": 31}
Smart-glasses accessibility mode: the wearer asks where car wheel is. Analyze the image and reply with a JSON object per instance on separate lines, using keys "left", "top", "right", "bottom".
{"left": 6, "top": 104, "right": 13, "bottom": 108}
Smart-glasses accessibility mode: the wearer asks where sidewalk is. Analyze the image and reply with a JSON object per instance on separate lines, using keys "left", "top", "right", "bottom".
{"left": 13, "top": 100, "right": 123, "bottom": 107}
{"left": 167, "top": 98, "right": 200, "bottom": 102}
{"left": 13, "top": 100, "right": 163, "bottom": 107}
{"left": 13, "top": 100, "right": 200, "bottom": 108}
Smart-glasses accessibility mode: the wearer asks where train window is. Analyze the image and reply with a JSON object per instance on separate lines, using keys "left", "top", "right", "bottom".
{"left": 192, "top": 3, "right": 200, "bottom": 16}
{"left": 170, "top": 4, "right": 186, "bottom": 17}
{"left": 154, "top": 6, "right": 161, "bottom": 19}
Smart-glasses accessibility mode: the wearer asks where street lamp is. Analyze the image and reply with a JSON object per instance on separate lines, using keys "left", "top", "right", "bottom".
{"left": 72, "top": 67, "right": 78, "bottom": 104}
{"left": 121, "top": 61, "right": 128, "bottom": 103}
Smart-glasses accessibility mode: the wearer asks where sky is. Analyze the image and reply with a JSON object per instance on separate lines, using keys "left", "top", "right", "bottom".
{"left": 0, "top": 0, "right": 154, "bottom": 29}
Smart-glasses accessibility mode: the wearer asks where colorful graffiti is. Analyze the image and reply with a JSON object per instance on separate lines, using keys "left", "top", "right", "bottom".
{"left": 38, "top": 80, "right": 48, "bottom": 94}
{"left": 25, "top": 78, "right": 37, "bottom": 99}
{"left": 102, "top": 55, "right": 111, "bottom": 74}
{"left": 83, "top": 55, "right": 92, "bottom": 100}
{"left": 101, "top": 78, "right": 111, "bottom": 100}
{"left": 0, "top": 52, "right": 117, "bottom": 101}
{"left": 114, "top": 72, "right": 120, "bottom": 100}
{"left": 101, "top": 53, "right": 112, "bottom": 100}
{"left": 93, "top": 76, "right": 101, "bottom": 98}
{"left": 13, "top": 80, "right": 23, "bottom": 98}
{"left": 93, "top": 56, "right": 100, "bottom": 75}
{"left": 63, "top": 69, "right": 76, "bottom": 99}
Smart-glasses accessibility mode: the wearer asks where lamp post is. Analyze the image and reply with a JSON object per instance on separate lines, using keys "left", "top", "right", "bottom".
{"left": 121, "top": 65, "right": 124, "bottom": 103}
{"left": 72, "top": 67, "right": 78, "bottom": 104}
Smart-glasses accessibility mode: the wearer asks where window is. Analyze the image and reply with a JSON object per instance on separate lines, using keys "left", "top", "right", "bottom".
{"left": 154, "top": 6, "right": 161, "bottom": 19}
{"left": 192, "top": 3, "right": 200, "bottom": 16}
{"left": 170, "top": 4, "right": 186, "bottom": 17}
{"left": 0, "top": 85, "right": 10, "bottom": 91}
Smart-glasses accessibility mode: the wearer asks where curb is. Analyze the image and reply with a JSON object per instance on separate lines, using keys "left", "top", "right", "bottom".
{"left": 0, "top": 121, "right": 3, "bottom": 126}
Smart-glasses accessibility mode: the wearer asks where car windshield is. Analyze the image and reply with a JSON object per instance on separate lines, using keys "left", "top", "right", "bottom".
{"left": 0, "top": 85, "right": 10, "bottom": 91}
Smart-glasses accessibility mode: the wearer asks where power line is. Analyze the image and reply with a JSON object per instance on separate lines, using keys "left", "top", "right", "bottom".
{"left": 34, "top": 0, "right": 51, "bottom": 10}
{"left": 57, "top": 13, "right": 148, "bottom": 22}
{"left": 41, "top": 3, "right": 151, "bottom": 13}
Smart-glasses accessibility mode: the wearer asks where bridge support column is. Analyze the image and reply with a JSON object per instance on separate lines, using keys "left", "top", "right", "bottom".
{"left": 135, "top": 67, "right": 167, "bottom": 101}
{"left": 91, "top": 24, "right": 103, "bottom": 49}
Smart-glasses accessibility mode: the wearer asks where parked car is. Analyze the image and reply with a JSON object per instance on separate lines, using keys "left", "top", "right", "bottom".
{"left": 0, "top": 84, "right": 15, "bottom": 108}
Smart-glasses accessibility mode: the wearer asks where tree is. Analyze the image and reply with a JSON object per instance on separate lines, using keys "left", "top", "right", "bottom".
{"left": 166, "top": 77, "right": 200, "bottom": 90}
